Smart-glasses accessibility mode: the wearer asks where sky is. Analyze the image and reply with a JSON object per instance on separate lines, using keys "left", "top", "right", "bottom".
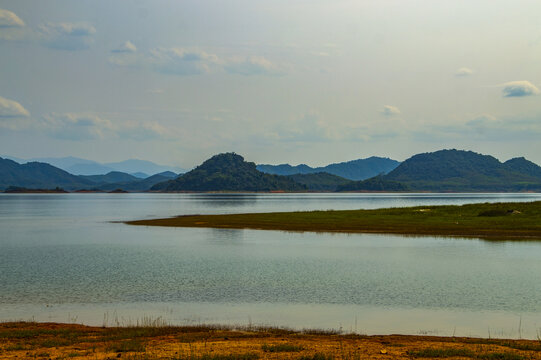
{"left": 0, "top": 0, "right": 540, "bottom": 168}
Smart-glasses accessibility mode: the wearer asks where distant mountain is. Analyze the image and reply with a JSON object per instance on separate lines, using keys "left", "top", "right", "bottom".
{"left": 257, "top": 163, "right": 314, "bottom": 176}
{"left": 80, "top": 171, "right": 139, "bottom": 185}
{"left": 3, "top": 155, "right": 185, "bottom": 176}
{"left": 257, "top": 156, "right": 400, "bottom": 180}
{"left": 131, "top": 172, "right": 149, "bottom": 179}
{"left": 155, "top": 171, "right": 178, "bottom": 179}
{"left": 286, "top": 172, "right": 352, "bottom": 191}
{"left": 2, "top": 155, "right": 27, "bottom": 164}
{"left": 21, "top": 156, "right": 97, "bottom": 170}
{"left": 0, "top": 158, "right": 94, "bottom": 191}
{"left": 68, "top": 163, "right": 114, "bottom": 175}
{"left": 91, "top": 173, "right": 173, "bottom": 192}
{"left": 152, "top": 153, "right": 306, "bottom": 192}
{"left": 382, "top": 149, "right": 541, "bottom": 191}
{"left": 104, "top": 159, "right": 184, "bottom": 176}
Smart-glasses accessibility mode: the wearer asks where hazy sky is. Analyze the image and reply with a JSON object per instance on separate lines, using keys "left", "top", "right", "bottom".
{"left": 1, "top": 0, "right": 540, "bottom": 168}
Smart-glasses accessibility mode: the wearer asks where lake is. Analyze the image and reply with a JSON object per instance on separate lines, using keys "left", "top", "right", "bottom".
{"left": 1, "top": 193, "right": 541, "bottom": 339}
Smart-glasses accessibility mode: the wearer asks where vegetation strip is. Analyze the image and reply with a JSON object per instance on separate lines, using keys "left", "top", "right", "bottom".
{"left": 126, "top": 201, "right": 541, "bottom": 240}
{"left": 2, "top": 322, "right": 541, "bottom": 360}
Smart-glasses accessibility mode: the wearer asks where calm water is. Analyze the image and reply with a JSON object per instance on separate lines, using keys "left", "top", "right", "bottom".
{"left": 1, "top": 193, "right": 541, "bottom": 338}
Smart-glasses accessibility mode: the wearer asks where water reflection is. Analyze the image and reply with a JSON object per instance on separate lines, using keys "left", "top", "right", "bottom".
{"left": 188, "top": 194, "right": 258, "bottom": 208}
{"left": 210, "top": 228, "right": 245, "bottom": 243}
{"left": 2, "top": 193, "right": 541, "bottom": 339}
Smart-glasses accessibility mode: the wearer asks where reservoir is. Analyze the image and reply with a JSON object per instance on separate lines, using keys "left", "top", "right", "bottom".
{"left": 1, "top": 193, "right": 541, "bottom": 338}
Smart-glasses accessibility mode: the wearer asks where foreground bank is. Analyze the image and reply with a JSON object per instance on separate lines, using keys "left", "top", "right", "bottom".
{"left": 1, "top": 322, "right": 540, "bottom": 359}
{"left": 126, "top": 201, "right": 541, "bottom": 240}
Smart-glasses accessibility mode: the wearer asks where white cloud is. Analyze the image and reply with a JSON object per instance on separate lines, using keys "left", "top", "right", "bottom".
{"left": 38, "top": 22, "right": 96, "bottom": 50}
{"left": 455, "top": 67, "right": 474, "bottom": 77}
{"left": 112, "top": 40, "right": 137, "bottom": 53}
{"left": 109, "top": 46, "right": 219, "bottom": 73}
{"left": 275, "top": 112, "right": 330, "bottom": 142}
{"left": 149, "top": 47, "right": 219, "bottom": 75}
{"left": 414, "top": 113, "right": 541, "bottom": 142}
{"left": 108, "top": 42, "right": 139, "bottom": 66}
{"left": 381, "top": 105, "right": 401, "bottom": 117}
{"left": 0, "top": 9, "right": 27, "bottom": 40}
{"left": 225, "top": 56, "right": 284, "bottom": 76}
{"left": 271, "top": 112, "right": 388, "bottom": 143}
{"left": 108, "top": 45, "right": 286, "bottom": 78}
{"left": 39, "top": 113, "right": 174, "bottom": 141}
{"left": 501, "top": 81, "right": 540, "bottom": 97}
{"left": 121, "top": 121, "right": 171, "bottom": 140}
{"left": 41, "top": 113, "right": 114, "bottom": 140}
{"left": 467, "top": 113, "right": 497, "bottom": 126}
{"left": 0, "top": 96, "right": 30, "bottom": 130}
{"left": 0, "top": 96, "right": 30, "bottom": 118}
{"left": 0, "top": 8, "right": 25, "bottom": 28}
{"left": 108, "top": 54, "right": 139, "bottom": 67}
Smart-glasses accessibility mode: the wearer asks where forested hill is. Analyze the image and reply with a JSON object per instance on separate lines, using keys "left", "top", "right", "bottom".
{"left": 503, "top": 157, "right": 541, "bottom": 178}
{"left": 382, "top": 149, "right": 541, "bottom": 191}
{"left": 0, "top": 157, "right": 94, "bottom": 191}
{"left": 257, "top": 156, "right": 400, "bottom": 180}
{"left": 151, "top": 153, "right": 306, "bottom": 192}
{"left": 286, "top": 172, "right": 352, "bottom": 191}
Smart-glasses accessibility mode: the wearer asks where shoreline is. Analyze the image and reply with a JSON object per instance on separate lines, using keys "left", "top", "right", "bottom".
{"left": 125, "top": 201, "right": 541, "bottom": 240}
{"left": 1, "top": 322, "right": 541, "bottom": 359}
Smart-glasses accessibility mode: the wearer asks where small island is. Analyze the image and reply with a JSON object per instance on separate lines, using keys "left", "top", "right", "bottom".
{"left": 126, "top": 201, "right": 541, "bottom": 240}
{"left": 4, "top": 186, "right": 68, "bottom": 193}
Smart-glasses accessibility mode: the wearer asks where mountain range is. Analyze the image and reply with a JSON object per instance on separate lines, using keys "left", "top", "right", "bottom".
{"left": 257, "top": 156, "right": 400, "bottom": 180}
{"left": 0, "top": 158, "right": 95, "bottom": 190}
{"left": 2, "top": 149, "right": 541, "bottom": 192}
{"left": 2, "top": 156, "right": 185, "bottom": 176}
{"left": 0, "top": 157, "right": 178, "bottom": 192}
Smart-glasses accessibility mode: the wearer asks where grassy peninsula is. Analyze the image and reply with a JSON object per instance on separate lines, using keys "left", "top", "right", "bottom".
{"left": 126, "top": 201, "right": 541, "bottom": 240}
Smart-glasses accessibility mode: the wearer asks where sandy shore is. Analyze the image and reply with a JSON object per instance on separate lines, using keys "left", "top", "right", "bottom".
{"left": 1, "top": 322, "right": 540, "bottom": 359}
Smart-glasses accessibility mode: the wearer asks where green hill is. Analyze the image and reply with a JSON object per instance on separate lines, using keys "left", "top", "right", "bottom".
{"left": 0, "top": 157, "right": 94, "bottom": 191}
{"left": 286, "top": 172, "right": 353, "bottom": 191}
{"left": 383, "top": 149, "right": 541, "bottom": 191}
{"left": 152, "top": 153, "right": 306, "bottom": 192}
{"left": 503, "top": 157, "right": 541, "bottom": 178}
{"left": 337, "top": 175, "right": 409, "bottom": 191}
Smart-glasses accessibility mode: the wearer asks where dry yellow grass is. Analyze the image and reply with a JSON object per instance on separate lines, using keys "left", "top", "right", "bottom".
{"left": 1, "top": 322, "right": 541, "bottom": 359}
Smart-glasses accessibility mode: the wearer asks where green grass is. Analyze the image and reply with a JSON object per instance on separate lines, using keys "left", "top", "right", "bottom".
{"left": 261, "top": 343, "right": 304, "bottom": 352}
{"left": 478, "top": 353, "right": 525, "bottom": 360}
{"left": 126, "top": 201, "right": 541, "bottom": 240}
{"left": 408, "top": 348, "right": 475, "bottom": 358}
{"left": 297, "top": 353, "right": 334, "bottom": 360}
{"left": 408, "top": 348, "right": 526, "bottom": 359}
{"left": 469, "top": 339, "right": 541, "bottom": 352}
{"left": 121, "top": 353, "right": 260, "bottom": 360}
{"left": 39, "top": 338, "right": 74, "bottom": 348}
{"left": 107, "top": 339, "right": 147, "bottom": 352}
{"left": 174, "top": 354, "right": 259, "bottom": 360}
{"left": 4, "top": 343, "right": 28, "bottom": 351}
